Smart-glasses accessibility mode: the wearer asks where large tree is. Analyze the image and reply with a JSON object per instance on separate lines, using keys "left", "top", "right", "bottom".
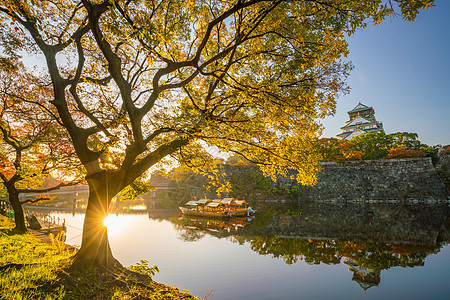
{"left": 0, "top": 0, "right": 434, "bottom": 269}
{"left": 0, "top": 58, "right": 81, "bottom": 233}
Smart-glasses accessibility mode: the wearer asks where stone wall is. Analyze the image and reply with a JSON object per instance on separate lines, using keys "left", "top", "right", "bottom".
{"left": 299, "top": 157, "right": 449, "bottom": 202}
{"left": 150, "top": 157, "right": 450, "bottom": 203}
{"left": 221, "top": 157, "right": 450, "bottom": 203}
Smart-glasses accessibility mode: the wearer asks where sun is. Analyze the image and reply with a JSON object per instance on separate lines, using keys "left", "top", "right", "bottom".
{"left": 103, "top": 214, "right": 125, "bottom": 237}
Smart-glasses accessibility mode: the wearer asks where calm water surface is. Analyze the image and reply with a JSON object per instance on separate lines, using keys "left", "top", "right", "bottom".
{"left": 47, "top": 202, "right": 450, "bottom": 300}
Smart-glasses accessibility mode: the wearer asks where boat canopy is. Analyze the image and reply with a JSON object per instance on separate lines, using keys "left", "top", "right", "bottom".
{"left": 196, "top": 199, "right": 210, "bottom": 205}
{"left": 185, "top": 198, "right": 248, "bottom": 207}
{"left": 221, "top": 198, "right": 235, "bottom": 205}
{"left": 222, "top": 197, "right": 235, "bottom": 202}
{"left": 206, "top": 202, "right": 223, "bottom": 208}
{"left": 213, "top": 198, "right": 232, "bottom": 205}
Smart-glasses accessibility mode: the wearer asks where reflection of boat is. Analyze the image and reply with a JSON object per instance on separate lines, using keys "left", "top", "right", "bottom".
{"left": 179, "top": 216, "right": 249, "bottom": 233}
{"left": 179, "top": 198, "right": 255, "bottom": 219}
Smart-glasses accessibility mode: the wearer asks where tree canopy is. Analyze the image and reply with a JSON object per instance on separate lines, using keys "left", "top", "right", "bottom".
{"left": 317, "top": 132, "right": 436, "bottom": 162}
{"left": 0, "top": 0, "right": 434, "bottom": 187}
{"left": 0, "top": 0, "right": 435, "bottom": 267}
{"left": 0, "top": 58, "right": 82, "bottom": 232}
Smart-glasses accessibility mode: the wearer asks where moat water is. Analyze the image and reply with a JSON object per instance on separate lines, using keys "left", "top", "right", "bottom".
{"left": 42, "top": 202, "right": 450, "bottom": 299}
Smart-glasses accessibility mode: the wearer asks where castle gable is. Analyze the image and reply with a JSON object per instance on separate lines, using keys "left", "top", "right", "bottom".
{"left": 346, "top": 128, "right": 365, "bottom": 139}
{"left": 349, "top": 102, "right": 370, "bottom": 112}
{"left": 347, "top": 116, "right": 372, "bottom": 127}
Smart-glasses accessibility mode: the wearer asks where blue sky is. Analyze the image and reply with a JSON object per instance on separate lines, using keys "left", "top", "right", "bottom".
{"left": 321, "top": 0, "right": 450, "bottom": 146}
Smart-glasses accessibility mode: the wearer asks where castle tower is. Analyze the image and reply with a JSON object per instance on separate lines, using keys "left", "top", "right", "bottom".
{"left": 337, "top": 102, "right": 384, "bottom": 140}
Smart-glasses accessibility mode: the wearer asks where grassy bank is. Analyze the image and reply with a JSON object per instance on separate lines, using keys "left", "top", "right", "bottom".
{"left": 0, "top": 217, "right": 197, "bottom": 299}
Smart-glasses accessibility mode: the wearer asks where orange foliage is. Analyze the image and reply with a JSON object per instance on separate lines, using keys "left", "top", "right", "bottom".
{"left": 339, "top": 241, "right": 367, "bottom": 257}
{"left": 338, "top": 141, "right": 363, "bottom": 160}
{"left": 441, "top": 146, "right": 450, "bottom": 155}
{"left": 1, "top": 58, "right": 79, "bottom": 185}
{"left": 391, "top": 244, "right": 434, "bottom": 256}
{"left": 387, "top": 145, "right": 425, "bottom": 159}
{"left": 0, "top": 155, "right": 15, "bottom": 179}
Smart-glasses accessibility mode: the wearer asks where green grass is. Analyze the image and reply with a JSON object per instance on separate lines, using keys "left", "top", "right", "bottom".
{"left": 0, "top": 217, "right": 71, "bottom": 299}
{"left": 0, "top": 217, "right": 198, "bottom": 299}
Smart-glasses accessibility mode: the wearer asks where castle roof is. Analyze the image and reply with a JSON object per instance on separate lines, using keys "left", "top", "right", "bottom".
{"left": 336, "top": 131, "right": 352, "bottom": 138}
{"left": 338, "top": 124, "right": 383, "bottom": 137}
{"left": 341, "top": 116, "right": 379, "bottom": 129}
{"left": 348, "top": 102, "right": 372, "bottom": 113}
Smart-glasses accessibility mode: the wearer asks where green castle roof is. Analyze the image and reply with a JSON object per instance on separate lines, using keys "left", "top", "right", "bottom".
{"left": 336, "top": 132, "right": 352, "bottom": 138}
{"left": 340, "top": 117, "right": 379, "bottom": 129}
{"left": 338, "top": 124, "right": 384, "bottom": 137}
{"left": 348, "top": 102, "right": 372, "bottom": 114}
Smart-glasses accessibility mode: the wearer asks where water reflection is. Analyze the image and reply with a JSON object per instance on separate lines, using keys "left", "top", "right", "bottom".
{"left": 170, "top": 201, "right": 450, "bottom": 291}
{"left": 173, "top": 217, "right": 249, "bottom": 242}
{"left": 41, "top": 201, "right": 450, "bottom": 298}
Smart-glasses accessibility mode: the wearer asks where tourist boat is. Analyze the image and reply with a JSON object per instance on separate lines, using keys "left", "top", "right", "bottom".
{"left": 179, "top": 206, "right": 231, "bottom": 219}
{"left": 179, "top": 198, "right": 255, "bottom": 219}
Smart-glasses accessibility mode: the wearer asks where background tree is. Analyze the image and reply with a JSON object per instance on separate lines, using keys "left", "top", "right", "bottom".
{"left": 0, "top": 58, "right": 81, "bottom": 233}
{"left": 387, "top": 145, "right": 425, "bottom": 159}
{"left": 0, "top": 0, "right": 434, "bottom": 269}
{"left": 386, "top": 132, "right": 438, "bottom": 163}
{"left": 351, "top": 132, "right": 393, "bottom": 160}
{"left": 226, "top": 154, "right": 252, "bottom": 166}
{"left": 419, "top": 145, "right": 439, "bottom": 164}
{"left": 317, "top": 138, "right": 344, "bottom": 162}
{"left": 338, "top": 140, "right": 363, "bottom": 161}
{"left": 390, "top": 132, "right": 421, "bottom": 149}
{"left": 318, "top": 132, "right": 430, "bottom": 162}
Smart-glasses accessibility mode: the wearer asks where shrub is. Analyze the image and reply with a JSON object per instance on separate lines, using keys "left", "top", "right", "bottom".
{"left": 387, "top": 146, "right": 425, "bottom": 159}
{"left": 338, "top": 141, "right": 363, "bottom": 160}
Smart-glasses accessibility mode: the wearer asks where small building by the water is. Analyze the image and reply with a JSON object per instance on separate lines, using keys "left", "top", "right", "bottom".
{"left": 337, "top": 102, "right": 384, "bottom": 140}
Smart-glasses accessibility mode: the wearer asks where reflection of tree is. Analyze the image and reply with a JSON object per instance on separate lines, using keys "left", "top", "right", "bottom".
{"left": 170, "top": 217, "right": 205, "bottom": 242}
{"left": 177, "top": 227, "right": 206, "bottom": 242}
{"left": 169, "top": 211, "right": 446, "bottom": 292}
{"left": 233, "top": 236, "right": 441, "bottom": 270}
{"left": 233, "top": 237, "right": 341, "bottom": 265}
{"left": 346, "top": 242, "right": 433, "bottom": 271}
{"left": 169, "top": 205, "right": 446, "bottom": 268}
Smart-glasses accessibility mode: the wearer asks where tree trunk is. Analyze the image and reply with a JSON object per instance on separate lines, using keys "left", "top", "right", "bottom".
{"left": 7, "top": 188, "right": 27, "bottom": 233}
{"left": 72, "top": 171, "right": 122, "bottom": 270}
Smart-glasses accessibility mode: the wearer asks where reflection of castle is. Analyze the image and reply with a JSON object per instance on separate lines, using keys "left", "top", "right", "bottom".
{"left": 345, "top": 258, "right": 381, "bottom": 292}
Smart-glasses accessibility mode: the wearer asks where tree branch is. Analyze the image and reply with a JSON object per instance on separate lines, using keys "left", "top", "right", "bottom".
{"left": 118, "top": 138, "right": 190, "bottom": 190}
{"left": 0, "top": 91, "right": 65, "bottom": 127}
{"left": 18, "top": 180, "right": 80, "bottom": 195}
{"left": 69, "top": 38, "right": 113, "bottom": 137}
{"left": 83, "top": 0, "right": 142, "bottom": 145}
